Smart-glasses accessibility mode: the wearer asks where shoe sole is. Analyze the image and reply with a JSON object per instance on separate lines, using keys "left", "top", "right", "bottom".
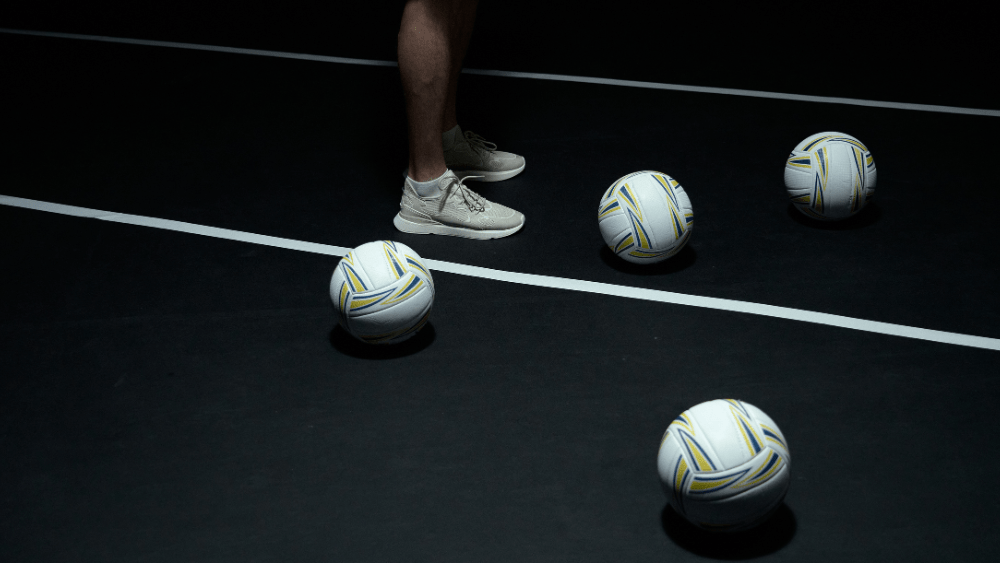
{"left": 402, "top": 160, "right": 526, "bottom": 183}
{"left": 393, "top": 213, "right": 525, "bottom": 240}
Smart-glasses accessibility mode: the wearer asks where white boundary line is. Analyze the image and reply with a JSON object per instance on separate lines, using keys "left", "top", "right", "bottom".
{"left": 461, "top": 69, "right": 1000, "bottom": 117}
{"left": 0, "top": 28, "right": 399, "bottom": 68}
{"left": 2, "top": 27, "right": 998, "bottom": 118}
{"left": 3, "top": 194, "right": 999, "bottom": 352}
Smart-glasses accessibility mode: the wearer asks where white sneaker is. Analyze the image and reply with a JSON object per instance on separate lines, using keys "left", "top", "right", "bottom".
{"left": 393, "top": 170, "right": 525, "bottom": 239}
{"left": 444, "top": 127, "right": 526, "bottom": 182}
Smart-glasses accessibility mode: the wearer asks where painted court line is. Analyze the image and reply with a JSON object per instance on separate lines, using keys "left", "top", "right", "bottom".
{"left": 2, "top": 27, "right": 998, "bottom": 118}
{"left": 461, "top": 69, "right": 1000, "bottom": 117}
{"left": 3, "top": 194, "right": 999, "bottom": 352}
{"left": 0, "top": 28, "right": 398, "bottom": 68}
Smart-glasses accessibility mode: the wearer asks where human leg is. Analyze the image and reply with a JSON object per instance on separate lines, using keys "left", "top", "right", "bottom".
{"left": 394, "top": 0, "right": 525, "bottom": 239}
{"left": 398, "top": 0, "right": 470, "bottom": 182}
{"left": 442, "top": 0, "right": 478, "bottom": 134}
{"left": 399, "top": 0, "right": 524, "bottom": 185}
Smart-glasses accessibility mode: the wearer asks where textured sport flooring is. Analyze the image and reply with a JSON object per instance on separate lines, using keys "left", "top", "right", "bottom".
{"left": 2, "top": 12, "right": 999, "bottom": 563}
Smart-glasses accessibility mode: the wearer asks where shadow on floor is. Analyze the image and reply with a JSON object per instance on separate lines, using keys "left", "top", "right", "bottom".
{"left": 786, "top": 201, "right": 882, "bottom": 230}
{"left": 660, "top": 503, "right": 796, "bottom": 559}
{"left": 328, "top": 322, "right": 436, "bottom": 359}
{"left": 598, "top": 243, "right": 697, "bottom": 275}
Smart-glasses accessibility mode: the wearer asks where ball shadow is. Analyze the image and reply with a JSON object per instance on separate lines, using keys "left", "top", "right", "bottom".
{"left": 660, "top": 503, "right": 797, "bottom": 560}
{"left": 598, "top": 244, "right": 697, "bottom": 276}
{"left": 786, "top": 201, "right": 882, "bottom": 230}
{"left": 328, "top": 322, "right": 436, "bottom": 359}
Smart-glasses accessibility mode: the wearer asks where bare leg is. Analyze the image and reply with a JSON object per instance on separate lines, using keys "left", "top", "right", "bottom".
{"left": 398, "top": 0, "right": 477, "bottom": 182}
{"left": 442, "top": 1, "right": 478, "bottom": 133}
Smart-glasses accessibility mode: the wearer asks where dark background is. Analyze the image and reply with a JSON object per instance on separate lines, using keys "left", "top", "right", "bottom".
{"left": 3, "top": 3, "right": 1000, "bottom": 562}
{"left": 2, "top": 1, "right": 996, "bottom": 110}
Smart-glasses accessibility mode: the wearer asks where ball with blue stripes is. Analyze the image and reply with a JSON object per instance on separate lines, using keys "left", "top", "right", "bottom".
{"left": 329, "top": 240, "right": 435, "bottom": 344}
{"left": 656, "top": 399, "right": 791, "bottom": 532}
{"left": 784, "top": 131, "right": 877, "bottom": 220}
{"left": 597, "top": 171, "right": 694, "bottom": 264}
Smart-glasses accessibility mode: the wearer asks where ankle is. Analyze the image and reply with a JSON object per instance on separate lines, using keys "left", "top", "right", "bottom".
{"left": 408, "top": 163, "right": 448, "bottom": 183}
{"left": 407, "top": 169, "right": 450, "bottom": 198}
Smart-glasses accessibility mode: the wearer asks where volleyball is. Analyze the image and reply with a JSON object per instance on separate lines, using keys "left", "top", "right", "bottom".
{"left": 656, "top": 399, "right": 791, "bottom": 532}
{"left": 598, "top": 171, "right": 693, "bottom": 264}
{"left": 329, "top": 240, "right": 435, "bottom": 344}
{"left": 784, "top": 131, "right": 877, "bottom": 220}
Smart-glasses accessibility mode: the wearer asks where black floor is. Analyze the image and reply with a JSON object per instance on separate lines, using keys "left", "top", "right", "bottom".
{"left": 2, "top": 32, "right": 1000, "bottom": 562}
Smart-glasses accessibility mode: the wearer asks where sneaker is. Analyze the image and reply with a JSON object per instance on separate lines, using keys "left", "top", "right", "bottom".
{"left": 393, "top": 170, "right": 525, "bottom": 239}
{"left": 444, "top": 127, "right": 526, "bottom": 182}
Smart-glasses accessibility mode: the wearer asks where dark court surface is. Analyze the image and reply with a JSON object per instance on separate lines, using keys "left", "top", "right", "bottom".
{"left": 2, "top": 23, "right": 1000, "bottom": 563}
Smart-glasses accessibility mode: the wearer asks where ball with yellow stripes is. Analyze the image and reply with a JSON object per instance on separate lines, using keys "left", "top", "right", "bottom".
{"left": 329, "top": 240, "right": 435, "bottom": 344}
{"left": 784, "top": 131, "right": 877, "bottom": 220}
{"left": 656, "top": 399, "right": 791, "bottom": 532}
{"left": 598, "top": 170, "right": 694, "bottom": 264}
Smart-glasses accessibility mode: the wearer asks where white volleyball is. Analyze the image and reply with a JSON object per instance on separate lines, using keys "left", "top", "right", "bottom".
{"left": 657, "top": 399, "right": 791, "bottom": 532}
{"left": 784, "top": 131, "right": 877, "bottom": 220}
{"left": 329, "top": 240, "right": 434, "bottom": 344}
{"left": 598, "top": 170, "right": 693, "bottom": 264}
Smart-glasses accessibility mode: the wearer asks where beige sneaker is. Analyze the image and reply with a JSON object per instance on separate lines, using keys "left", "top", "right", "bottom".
{"left": 444, "top": 127, "right": 526, "bottom": 182}
{"left": 393, "top": 170, "right": 525, "bottom": 239}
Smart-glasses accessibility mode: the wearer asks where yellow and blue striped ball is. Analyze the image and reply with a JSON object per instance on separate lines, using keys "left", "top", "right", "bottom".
{"left": 598, "top": 171, "right": 694, "bottom": 264}
{"left": 657, "top": 399, "right": 791, "bottom": 532}
{"left": 784, "top": 131, "right": 877, "bottom": 220}
{"left": 329, "top": 240, "right": 434, "bottom": 344}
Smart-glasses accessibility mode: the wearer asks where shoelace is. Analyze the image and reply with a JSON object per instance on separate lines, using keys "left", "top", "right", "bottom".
{"left": 443, "top": 174, "right": 487, "bottom": 212}
{"left": 463, "top": 130, "right": 497, "bottom": 155}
